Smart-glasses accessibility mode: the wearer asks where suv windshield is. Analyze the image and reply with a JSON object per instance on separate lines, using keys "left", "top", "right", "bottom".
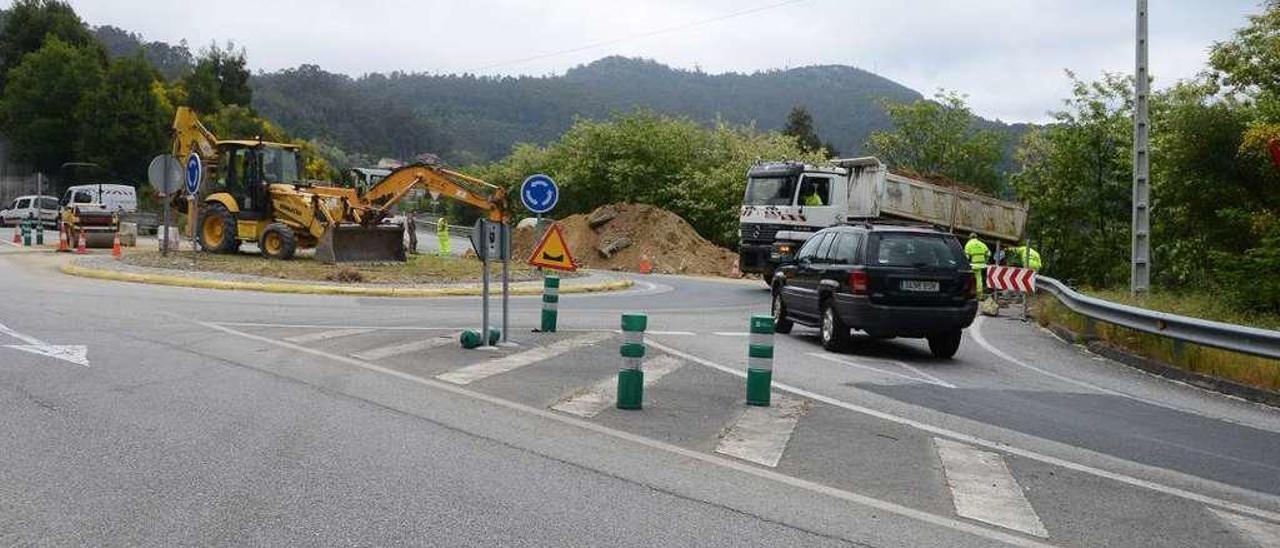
{"left": 744, "top": 176, "right": 797, "bottom": 206}
{"left": 872, "top": 233, "right": 966, "bottom": 269}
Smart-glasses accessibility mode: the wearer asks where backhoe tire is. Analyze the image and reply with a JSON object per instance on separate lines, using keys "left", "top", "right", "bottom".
{"left": 260, "top": 223, "right": 297, "bottom": 260}
{"left": 199, "top": 203, "right": 238, "bottom": 254}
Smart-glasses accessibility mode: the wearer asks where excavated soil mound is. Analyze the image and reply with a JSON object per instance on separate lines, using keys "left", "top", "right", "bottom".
{"left": 513, "top": 203, "right": 740, "bottom": 277}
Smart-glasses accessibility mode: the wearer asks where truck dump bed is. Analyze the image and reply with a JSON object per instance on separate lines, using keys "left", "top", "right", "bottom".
{"left": 837, "top": 157, "right": 1027, "bottom": 243}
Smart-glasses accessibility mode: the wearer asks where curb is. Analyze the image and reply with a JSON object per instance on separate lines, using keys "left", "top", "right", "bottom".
{"left": 59, "top": 262, "right": 633, "bottom": 298}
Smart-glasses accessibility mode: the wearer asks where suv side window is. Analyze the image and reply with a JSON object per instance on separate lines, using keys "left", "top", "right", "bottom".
{"left": 814, "top": 233, "right": 837, "bottom": 262}
{"left": 794, "top": 233, "right": 825, "bottom": 260}
{"left": 832, "top": 233, "right": 863, "bottom": 264}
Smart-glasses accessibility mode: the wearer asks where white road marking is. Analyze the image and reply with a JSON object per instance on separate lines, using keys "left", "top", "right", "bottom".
{"left": 647, "top": 331, "right": 697, "bottom": 336}
{"left": 1208, "top": 507, "right": 1280, "bottom": 547}
{"left": 935, "top": 437, "right": 1048, "bottom": 538}
{"left": 0, "top": 321, "right": 89, "bottom": 367}
{"left": 644, "top": 339, "right": 1280, "bottom": 524}
{"left": 715, "top": 396, "right": 806, "bottom": 467}
{"left": 808, "top": 352, "right": 956, "bottom": 388}
{"left": 200, "top": 320, "right": 1050, "bottom": 547}
{"left": 217, "top": 322, "right": 467, "bottom": 331}
{"left": 713, "top": 332, "right": 748, "bottom": 337}
{"left": 352, "top": 337, "right": 454, "bottom": 361}
{"left": 552, "top": 355, "right": 685, "bottom": 417}
{"left": 284, "top": 328, "right": 375, "bottom": 343}
{"left": 437, "top": 331, "right": 613, "bottom": 385}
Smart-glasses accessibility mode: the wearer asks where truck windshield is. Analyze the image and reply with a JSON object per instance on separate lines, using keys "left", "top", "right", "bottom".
{"left": 744, "top": 176, "right": 797, "bottom": 206}
{"left": 261, "top": 147, "right": 302, "bottom": 184}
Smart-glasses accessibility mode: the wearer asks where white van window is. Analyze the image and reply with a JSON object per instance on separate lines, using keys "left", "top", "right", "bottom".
{"left": 40, "top": 198, "right": 58, "bottom": 210}
{"left": 73, "top": 192, "right": 92, "bottom": 204}
{"left": 15, "top": 198, "right": 30, "bottom": 209}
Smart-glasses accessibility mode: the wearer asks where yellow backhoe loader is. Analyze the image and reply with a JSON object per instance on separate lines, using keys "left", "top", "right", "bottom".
{"left": 171, "top": 107, "right": 508, "bottom": 262}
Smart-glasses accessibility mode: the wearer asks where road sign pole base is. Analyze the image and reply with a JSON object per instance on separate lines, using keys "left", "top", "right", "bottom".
{"left": 616, "top": 369, "right": 644, "bottom": 410}
{"left": 746, "top": 368, "right": 772, "bottom": 406}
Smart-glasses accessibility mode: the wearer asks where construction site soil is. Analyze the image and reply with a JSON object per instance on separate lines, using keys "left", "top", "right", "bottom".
{"left": 514, "top": 203, "right": 740, "bottom": 278}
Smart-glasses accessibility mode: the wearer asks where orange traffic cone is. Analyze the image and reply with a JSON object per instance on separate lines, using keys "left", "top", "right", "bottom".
{"left": 10, "top": 226, "right": 19, "bottom": 244}
{"left": 74, "top": 230, "right": 87, "bottom": 254}
{"left": 111, "top": 232, "right": 122, "bottom": 259}
{"left": 56, "top": 225, "right": 69, "bottom": 252}
{"left": 638, "top": 255, "right": 653, "bottom": 274}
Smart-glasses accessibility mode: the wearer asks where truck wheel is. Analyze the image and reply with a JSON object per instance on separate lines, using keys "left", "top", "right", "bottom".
{"left": 199, "top": 203, "right": 238, "bottom": 253}
{"left": 820, "top": 299, "right": 851, "bottom": 351}
{"left": 260, "top": 223, "right": 297, "bottom": 260}
{"left": 771, "top": 286, "right": 793, "bottom": 334}
{"left": 927, "top": 329, "right": 963, "bottom": 359}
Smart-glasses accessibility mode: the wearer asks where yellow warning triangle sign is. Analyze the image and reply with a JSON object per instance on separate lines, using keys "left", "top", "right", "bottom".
{"left": 528, "top": 223, "right": 577, "bottom": 271}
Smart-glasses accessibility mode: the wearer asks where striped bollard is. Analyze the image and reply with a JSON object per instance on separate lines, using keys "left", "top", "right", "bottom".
{"left": 617, "top": 313, "right": 647, "bottom": 410}
{"left": 21, "top": 219, "right": 31, "bottom": 246}
{"left": 540, "top": 275, "right": 559, "bottom": 333}
{"left": 35, "top": 222, "right": 43, "bottom": 245}
{"left": 746, "top": 315, "right": 774, "bottom": 406}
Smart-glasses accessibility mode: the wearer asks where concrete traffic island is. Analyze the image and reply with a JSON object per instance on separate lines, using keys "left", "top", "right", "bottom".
{"left": 60, "top": 251, "right": 632, "bottom": 297}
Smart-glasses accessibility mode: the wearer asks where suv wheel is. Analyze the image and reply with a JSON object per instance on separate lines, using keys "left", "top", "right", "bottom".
{"left": 927, "top": 329, "right": 963, "bottom": 359}
{"left": 772, "top": 287, "right": 793, "bottom": 334}
{"left": 820, "top": 300, "right": 851, "bottom": 351}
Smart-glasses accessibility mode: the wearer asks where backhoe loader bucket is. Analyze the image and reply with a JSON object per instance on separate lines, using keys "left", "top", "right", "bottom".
{"left": 316, "top": 224, "right": 406, "bottom": 264}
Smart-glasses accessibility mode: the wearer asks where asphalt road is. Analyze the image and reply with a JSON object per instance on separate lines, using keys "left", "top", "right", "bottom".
{"left": 1, "top": 250, "right": 1278, "bottom": 546}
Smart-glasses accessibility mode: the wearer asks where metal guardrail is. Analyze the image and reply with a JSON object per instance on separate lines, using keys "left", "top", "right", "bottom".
{"left": 1037, "top": 275, "right": 1280, "bottom": 360}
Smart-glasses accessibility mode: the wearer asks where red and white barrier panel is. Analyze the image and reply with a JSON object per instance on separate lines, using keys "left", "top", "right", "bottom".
{"left": 987, "top": 266, "right": 1037, "bottom": 293}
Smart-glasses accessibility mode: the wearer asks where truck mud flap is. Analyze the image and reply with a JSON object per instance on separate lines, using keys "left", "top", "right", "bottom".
{"left": 315, "top": 225, "right": 406, "bottom": 264}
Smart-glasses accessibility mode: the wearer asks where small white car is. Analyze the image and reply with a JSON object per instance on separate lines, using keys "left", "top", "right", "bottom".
{"left": 61, "top": 184, "right": 137, "bottom": 213}
{"left": 0, "top": 195, "right": 59, "bottom": 227}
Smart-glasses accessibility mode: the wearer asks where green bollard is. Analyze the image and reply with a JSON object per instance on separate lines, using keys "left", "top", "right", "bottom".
{"left": 616, "top": 313, "right": 647, "bottom": 410}
{"left": 35, "top": 222, "right": 43, "bottom": 245}
{"left": 540, "top": 275, "right": 559, "bottom": 333}
{"left": 746, "top": 315, "right": 775, "bottom": 406}
{"left": 460, "top": 330, "right": 483, "bottom": 349}
{"left": 21, "top": 219, "right": 31, "bottom": 246}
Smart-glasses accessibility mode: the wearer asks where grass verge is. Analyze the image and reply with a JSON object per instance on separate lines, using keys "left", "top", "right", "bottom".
{"left": 121, "top": 250, "right": 555, "bottom": 284}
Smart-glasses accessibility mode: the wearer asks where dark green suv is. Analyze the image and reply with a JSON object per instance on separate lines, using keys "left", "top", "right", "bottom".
{"left": 770, "top": 224, "right": 978, "bottom": 358}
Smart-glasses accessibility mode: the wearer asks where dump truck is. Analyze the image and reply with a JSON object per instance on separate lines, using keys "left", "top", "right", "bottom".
{"left": 172, "top": 107, "right": 508, "bottom": 262}
{"left": 738, "top": 156, "right": 1028, "bottom": 282}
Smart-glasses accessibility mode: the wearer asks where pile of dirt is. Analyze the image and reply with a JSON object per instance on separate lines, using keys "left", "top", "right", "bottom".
{"left": 513, "top": 203, "right": 740, "bottom": 277}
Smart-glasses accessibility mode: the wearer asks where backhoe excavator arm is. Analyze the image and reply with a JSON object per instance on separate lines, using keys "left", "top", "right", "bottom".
{"left": 354, "top": 163, "right": 510, "bottom": 223}
{"left": 172, "top": 106, "right": 218, "bottom": 161}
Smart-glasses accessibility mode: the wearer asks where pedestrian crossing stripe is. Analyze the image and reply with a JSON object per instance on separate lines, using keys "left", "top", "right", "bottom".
{"left": 528, "top": 222, "right": 577, "bottom": 271}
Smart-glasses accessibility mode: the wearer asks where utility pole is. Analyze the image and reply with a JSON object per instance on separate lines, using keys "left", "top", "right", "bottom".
{"left": 1132, "top": 0, "right": 1152, "bottom": 294}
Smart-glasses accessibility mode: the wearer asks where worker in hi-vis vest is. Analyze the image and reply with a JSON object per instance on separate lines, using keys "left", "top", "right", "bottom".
{"left": 436, "top": 216, "right": 451, "bottom": 257}
{"left": 964, "top": 233, "right": 991, "bottom": 299}
{"left": 1008, "top": 245, "right": 1042, "bottom": 271}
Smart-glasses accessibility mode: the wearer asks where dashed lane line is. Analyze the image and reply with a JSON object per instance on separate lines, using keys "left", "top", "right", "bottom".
{"left": 353, "top": 337, "right": 455, "bottom": 361}
{"left": 198, "top": 320, "right": 1050, "bottom": 547}
{"left": 1208, "top": 507, "right": 1280, "bottom": 547}
{"left": 552, "top": 355, "right": 685, "bottom": 418}
{"left": 808, "top": 352, "right": 956, "bottom": 388}
{"left": 437, "top": 331, "right": 614, "bottom": 385}
{"left": 645, "top": 339, "right": 1280, "bottom": 524}
{"left": 714, "top": 396, "right": 806, "bottom": 468}
{"left": 283, "top": 328, "right": 376, "bottom": 344}
{"left": 935, "top": 437, "right": 1049, "bottom": 538}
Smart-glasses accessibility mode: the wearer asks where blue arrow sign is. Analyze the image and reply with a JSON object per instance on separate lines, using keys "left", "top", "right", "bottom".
{"left": 185, "top": 153, "right": 202, "bottom": 194}
{"left": 520, "top": 174, "right": 558, "bottom": 214}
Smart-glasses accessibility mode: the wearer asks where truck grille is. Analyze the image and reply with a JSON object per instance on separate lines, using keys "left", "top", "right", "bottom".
{"left": 740, "top": 223, "right": 814, "bottom": 243}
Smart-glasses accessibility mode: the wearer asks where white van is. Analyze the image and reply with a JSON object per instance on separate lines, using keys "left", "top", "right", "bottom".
{"left": 61, "top": 184, "right": 137, "bottom": 213}
{"left": 0, "top": 195, "right": 59, "bottom": 227}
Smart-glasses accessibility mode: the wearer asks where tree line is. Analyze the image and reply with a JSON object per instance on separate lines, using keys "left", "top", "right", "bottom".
{"left": 0, "top": 0, "right": 337, "bottom": 191}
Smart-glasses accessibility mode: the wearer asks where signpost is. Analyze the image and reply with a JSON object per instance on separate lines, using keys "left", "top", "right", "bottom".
{"left": 520, "top": 174, "right": 558, "bottom": 215}
{"left": 147, "top": 155, "right": 182, "bottom": 256}
{"left": 185, "top": 153, "right": 201, "bottom": 257}
{"left": 527, "top": 223, "right": 577, "bottom": 272}
{"left": 469, "top": 219, "right": 512, "bottom": 349}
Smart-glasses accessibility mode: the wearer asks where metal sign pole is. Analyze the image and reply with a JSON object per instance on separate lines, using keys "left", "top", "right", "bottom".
{"left": 480, "top": 221, "right": 493, "bottom": 349}
{"left": 161, "top": 164, "right": 170, "bottom": 256}
{"left": 501, "top": 222, "right": 513, "bottom": 346}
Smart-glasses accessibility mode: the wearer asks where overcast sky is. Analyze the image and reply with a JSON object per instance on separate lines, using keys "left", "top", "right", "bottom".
{"left": 65, "top": 0, "right": 1261, "bottom": 123}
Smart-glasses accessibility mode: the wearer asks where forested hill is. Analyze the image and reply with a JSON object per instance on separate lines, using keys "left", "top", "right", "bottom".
{"left": 248, "top": 57, "right": 932, "bottom": 164}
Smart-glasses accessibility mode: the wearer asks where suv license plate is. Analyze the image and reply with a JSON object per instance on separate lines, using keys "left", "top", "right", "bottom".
{"left": 901, "top": 280, "right": 940, "bottom": 292}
